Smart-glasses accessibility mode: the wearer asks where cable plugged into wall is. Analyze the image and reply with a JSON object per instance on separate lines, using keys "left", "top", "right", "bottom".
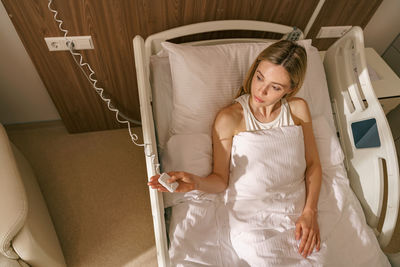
{"left": 45, "top": 36, "right": 94, "bottom": 51}
{"left": 47, "top": 0, "right": 145, "bottom": 148}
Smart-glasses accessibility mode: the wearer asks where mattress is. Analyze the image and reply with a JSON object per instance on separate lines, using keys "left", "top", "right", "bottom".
{"left": 149, "top": 39, "right": 390, "bottom": 266}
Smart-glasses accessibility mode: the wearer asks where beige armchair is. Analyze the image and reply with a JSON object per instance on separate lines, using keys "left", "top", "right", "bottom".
{"left": 0, "top": 124, "right": 66, "bottom": 267}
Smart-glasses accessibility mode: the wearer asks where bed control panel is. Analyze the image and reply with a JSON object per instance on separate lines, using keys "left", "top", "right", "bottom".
{"left": 283, "top": 27, "right": 303, "bottom": 41}
{"left": 351, "top": 118, "right": 381, "bottom": 149}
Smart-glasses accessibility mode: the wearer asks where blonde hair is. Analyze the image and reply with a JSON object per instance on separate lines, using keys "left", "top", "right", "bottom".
{"left": 236, "top": 40, "right": 307, "bottom": 98}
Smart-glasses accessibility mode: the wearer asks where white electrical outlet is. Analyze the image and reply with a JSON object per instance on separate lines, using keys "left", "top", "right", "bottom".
{"left": 44, "top": 36, "right": 94, "bottom": 51}
{"left": 316, "top": 26, "right": 352, "bottom": 39}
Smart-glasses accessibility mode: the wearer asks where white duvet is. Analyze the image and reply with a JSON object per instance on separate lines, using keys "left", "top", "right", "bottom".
{"left": 168, "top": 126, "right": 390, "bottom": 266}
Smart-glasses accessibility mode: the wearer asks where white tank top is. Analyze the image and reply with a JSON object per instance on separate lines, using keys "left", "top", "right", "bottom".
{"left": 235, "top": 94, "right": 295, "bottom": 131}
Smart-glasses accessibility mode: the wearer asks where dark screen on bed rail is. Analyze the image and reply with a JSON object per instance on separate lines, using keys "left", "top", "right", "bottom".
{"left": 351, "top": 118, "right": 381, "bottom": 149}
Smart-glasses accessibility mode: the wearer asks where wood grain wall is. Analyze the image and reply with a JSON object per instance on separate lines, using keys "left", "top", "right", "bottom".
{"left": 1, "top": 0, "right": 382, "bottom": 133}
{"left": 307, "top": 0, "right": 383, "bottom": 50}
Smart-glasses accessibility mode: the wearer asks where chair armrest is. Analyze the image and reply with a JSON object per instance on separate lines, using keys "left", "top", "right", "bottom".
{"left": 0, "top": 124, "right": 28, "bottom": 259}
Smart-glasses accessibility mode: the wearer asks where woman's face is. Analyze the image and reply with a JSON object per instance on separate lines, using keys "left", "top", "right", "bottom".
{"left": 250, "top": 60, "right": 293, "bottom": 108}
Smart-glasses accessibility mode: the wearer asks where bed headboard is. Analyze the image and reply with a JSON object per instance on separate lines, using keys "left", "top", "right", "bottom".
{"left": 140, "top": 20, "right": 299, "bottom": 81}
{"left": 324, "top": 26, "right": 400, "bottom": 248}
{"left": 144, "top": 20, "right": 294, "bottom": 53}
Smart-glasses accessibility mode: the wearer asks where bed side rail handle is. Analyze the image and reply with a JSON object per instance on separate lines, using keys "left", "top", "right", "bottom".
{"left": 324, "top": 26, "right": 400, "bottom": 249}
{"left": 133, "top": 35, "right": 170, "bottom": 267}
{"left": 347, "top": 28, "right": 400, "bottom": 248}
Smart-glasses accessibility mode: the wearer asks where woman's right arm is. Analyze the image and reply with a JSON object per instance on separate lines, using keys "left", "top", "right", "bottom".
{"left": 148, "top": 107, "right": 237, "bottom": 194}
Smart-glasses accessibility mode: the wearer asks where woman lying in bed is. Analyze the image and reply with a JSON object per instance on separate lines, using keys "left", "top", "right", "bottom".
{"left": 148, "top": 40, "right": 389, "bottom": 266}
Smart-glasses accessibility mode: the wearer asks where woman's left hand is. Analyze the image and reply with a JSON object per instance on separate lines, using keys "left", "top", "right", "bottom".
{"left": 295, "top": 209, "right": 321, "bottom": 258}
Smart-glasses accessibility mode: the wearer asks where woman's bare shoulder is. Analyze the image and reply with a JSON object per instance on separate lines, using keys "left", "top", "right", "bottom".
{"left": 287, "top": 96, "right": 307, "bottom": 106}
{"left": 217, "top": 102, "right": 243, "bottom": 121}
{"left": 213, "top": 102, "right": 243, "bottom": 138}
{"left": 287, "top": 96, "right": 312, "bottom": 123}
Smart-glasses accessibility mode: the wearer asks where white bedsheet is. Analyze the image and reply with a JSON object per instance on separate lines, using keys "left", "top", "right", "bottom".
{"left": 168, "top": 126, "right": 390, "bottom": 266}
{"left": 169, "top": 197, "right": 243, "bottom": 266}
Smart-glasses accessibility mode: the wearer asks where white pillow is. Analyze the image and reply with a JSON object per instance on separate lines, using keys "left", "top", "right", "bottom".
{"left": 312, "top": 116, "right": 345, "bottom": 168}
{"left": 150, "top": 55, "right": 173, "bottom": 152}
{"left": 150, "top": 40, "right": 334, "bottom": 149}
{"left": 161, "top": 133, "right": 215, "bottom": 207}
{"left": 161, "top": 40, "right": 323, "bottom": 136}
{"left": 296, "top": 46, "right": 334, "bottom": 127}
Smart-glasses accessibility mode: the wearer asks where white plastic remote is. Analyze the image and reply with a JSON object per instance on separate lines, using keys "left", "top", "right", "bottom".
{"left": 158, "top": 173, "right": 179, "bottom": 193}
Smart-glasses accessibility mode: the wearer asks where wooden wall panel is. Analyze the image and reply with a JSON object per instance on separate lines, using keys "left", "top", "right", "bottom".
{"left": 306, "top": 0, "right": 383, "bottom": 50}
{"left": 1, "top": 0, "right": 381, "bottom": 133}
{"left": 2, "top": 0, "right": 141, "bottom": 132}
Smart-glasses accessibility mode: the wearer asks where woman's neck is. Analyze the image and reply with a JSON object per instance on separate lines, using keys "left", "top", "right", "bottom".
{"left": 249, "top": 97, "right": 282, "bottom": 122}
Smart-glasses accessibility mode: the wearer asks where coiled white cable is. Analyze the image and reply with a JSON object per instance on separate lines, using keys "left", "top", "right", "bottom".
{"left": 47, "top": 0, "right": 145, "bottom": 148}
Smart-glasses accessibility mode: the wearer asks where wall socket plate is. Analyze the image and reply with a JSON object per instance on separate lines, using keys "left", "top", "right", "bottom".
{"left": 44, "top": 36, "right": 94, "bottom": 51}
{"left": 316, "top": 26, "right": 352, "bottom": 39}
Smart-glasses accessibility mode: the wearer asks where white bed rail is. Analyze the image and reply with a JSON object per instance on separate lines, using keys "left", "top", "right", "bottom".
{"left": 133, "top": 35, "right": 170, "bottom": 267}
{"left": 145, "top": 19, "right": 294, "bottom": 53}
{"left": 324, "top": 26, "right": 400, "bottom": 250}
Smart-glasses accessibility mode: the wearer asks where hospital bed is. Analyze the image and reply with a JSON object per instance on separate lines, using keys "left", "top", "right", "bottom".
{"left": 133, "top": 20, "right": 400, "bottom": 266}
